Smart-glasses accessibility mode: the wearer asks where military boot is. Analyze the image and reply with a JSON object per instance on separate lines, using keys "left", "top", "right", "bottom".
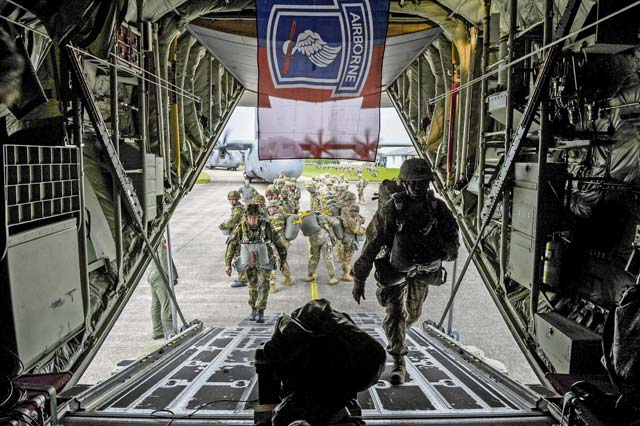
{"left": 304, "top": 273, "right": 316, "bottom": 282}
{"left": 328, "top": 275, "right": 339, "bottom": 285}
{"left": 389, "top": 357, "right": 406, "bottom": 385}
{"left": 282, "top": 275, "right": 293, "bottom": 286}
{"left": 341, "top": 265, "right": 354, "bottom": 282}
{"left": 269, "top": 282, "right": 277, "bottom": 293}
{"left": 249, "top": 308, "right": 258, "bottom": 321}
{"left": 256, "top": 309, "right": 265, "bottom": 324}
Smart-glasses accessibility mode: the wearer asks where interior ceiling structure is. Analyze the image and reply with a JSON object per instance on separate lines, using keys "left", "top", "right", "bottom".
{"left": 188, "top": 20, "right": 442, "bottom": 97}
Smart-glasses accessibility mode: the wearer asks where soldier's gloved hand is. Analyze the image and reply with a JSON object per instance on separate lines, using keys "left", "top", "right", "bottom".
{"left": 352, "top": 279, "right": 366, "bottom": 304}
{"left": 279, "top": 260, "right": 287, "bottom": 273}
{"left": 225, "top": 265, "right": 232, "bottom": 277}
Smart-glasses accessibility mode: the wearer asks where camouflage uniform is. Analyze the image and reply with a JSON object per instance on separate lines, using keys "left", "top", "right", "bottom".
{"left": 308, "top": 186, "right": 323, "bottom": 212}
{"left": 305, "top": 213, "right": 337, "bottom": 282}
{"left": 267, "top": 203, "right": 292, "bottom": 289}
{"left": 340, "top": 204, "right": 365, "bottom": 281}
{"left": 278, "top": 189, "right": 296, "bottom": 214}
{"left": 356, "top": 176, "right": 369, "bottom": 204}
{"left": 288, "top": 180, "right": 301, "bottom": 212}
{"left": 353, "top": 159, "right": 459, "bottom": 384}
{"left": 148, "top": 241, "right": 178, "bottom": 339}
{"left": 225, "top": 216, "right": 287, "bottom": 312}
{"left": 249, "top": 194, "right": 268, "bottom": 222}
{"left": 219, "top": 192, "right": 247, "bottom": 286}
{"left": 219, "top": 203, "right": 244, "bottom": 233}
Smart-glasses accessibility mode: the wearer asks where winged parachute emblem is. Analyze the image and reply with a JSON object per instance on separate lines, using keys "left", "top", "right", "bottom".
{"left": 282, "top": 29, "right": 342, "bottom": 68}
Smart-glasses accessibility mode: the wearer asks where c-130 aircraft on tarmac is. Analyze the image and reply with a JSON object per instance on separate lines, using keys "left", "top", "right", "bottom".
{"left": 206, "top": 132, "right": 304, "bottom": 182}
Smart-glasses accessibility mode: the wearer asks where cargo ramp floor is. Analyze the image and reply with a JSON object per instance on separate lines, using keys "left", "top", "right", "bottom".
{"left": 61, "top": 314, "right": 553, "bottom": 425}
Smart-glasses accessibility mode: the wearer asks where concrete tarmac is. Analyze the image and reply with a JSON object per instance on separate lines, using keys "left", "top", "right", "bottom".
{"left": 81, "top": 169, "right": 538, "bottom": 385}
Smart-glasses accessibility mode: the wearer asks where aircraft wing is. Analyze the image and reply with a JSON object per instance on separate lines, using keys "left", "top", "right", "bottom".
{"left": 222, "top": 140, "right": 255, "bottom": 151}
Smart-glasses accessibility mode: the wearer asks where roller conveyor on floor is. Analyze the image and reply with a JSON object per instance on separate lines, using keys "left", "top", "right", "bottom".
{"left": 60, "top": 314, "right": 554, "bottom": 425}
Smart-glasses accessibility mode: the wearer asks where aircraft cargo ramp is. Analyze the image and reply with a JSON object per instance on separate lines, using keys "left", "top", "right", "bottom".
{"left": 60, "top": 314, "right": 552, "bottom": 426}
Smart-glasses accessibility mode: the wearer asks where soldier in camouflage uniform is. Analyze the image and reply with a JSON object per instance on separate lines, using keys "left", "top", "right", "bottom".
{"left": 287, "top": 178, "right": 301, "bottom": 213}
{"left": 265, "top": 188, "right": 279, "bottom": 207}
{"left": 225, "top": 204, "right": 288, "bottom": 323}
{"left": 148, "top": 239, "right": 178, "bottom": 339}
{"left": 251, "top": 192, "right": 268, "bottom": 217}
{"left": 304, "top": 211, "right": 339, "bottom": 285}
{"left": 275, "top": 178, "right": 286, "bottom": 194}
{"left": 278, "top": 188, "right": 296, "bottom": 214}
{"left": 331, "top": 191, "right": 356, "bottom": 261}
{"left": 219, "top": 190, "right": 247, "bottom": 288}
{"left": 353, "top": 159, "right": 459, "bottom": 385}
{"left": 339, "top": 203, "right": 365, "bottom": 282}
{"left": 267, "top": 200, "right": 293, "bottom": 292}
{"left": 308, "top": 183, "right": 323, "bottom": 212}
{"left": 356, "top": 172, "right": 369, "bottom": 204}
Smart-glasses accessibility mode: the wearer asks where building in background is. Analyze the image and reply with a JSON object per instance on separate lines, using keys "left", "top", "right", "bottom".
{"left": 376, "top": 146, "right": 417, "bottom": 168}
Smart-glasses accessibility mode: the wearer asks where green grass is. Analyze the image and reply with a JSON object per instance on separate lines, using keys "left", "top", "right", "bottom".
{"left": 303, "top": 163, "right": 399, "bottom": 182}
{"left": 196, "top": 171, "right": 212, "bottom": 184}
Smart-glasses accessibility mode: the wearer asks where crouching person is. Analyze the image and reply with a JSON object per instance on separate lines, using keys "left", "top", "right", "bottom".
{"left": 225, "top": 203, "right": 288, "bottom": 323}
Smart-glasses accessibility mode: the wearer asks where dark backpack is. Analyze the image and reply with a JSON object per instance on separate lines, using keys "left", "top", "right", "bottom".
{"left": 602, "top": 285, "right": 640, "bottom": 393}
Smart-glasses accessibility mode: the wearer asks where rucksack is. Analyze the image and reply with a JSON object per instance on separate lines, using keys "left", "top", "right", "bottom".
{"left": 602, "top": 285, "right": 640, "bottom": 393}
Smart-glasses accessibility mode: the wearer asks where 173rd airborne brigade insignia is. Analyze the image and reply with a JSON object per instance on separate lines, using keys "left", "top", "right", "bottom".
{"left": 266, "top": 0, "right": 374, "bottom": 97}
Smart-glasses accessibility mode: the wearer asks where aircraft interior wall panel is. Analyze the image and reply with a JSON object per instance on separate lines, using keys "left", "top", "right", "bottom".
{"left": 4, "top": 219, "right": 84, "bottom": 370}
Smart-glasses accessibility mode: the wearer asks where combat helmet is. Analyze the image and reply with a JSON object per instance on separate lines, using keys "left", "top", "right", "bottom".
{"left": 398, "top": 158, "right": 432, "bottom": 181}
{"left": 348, "top": 204, "right": 360, "bottom": 212}
{"left": 252, "top": 193, "right": 266, "bottom": 205}
{"left": 246, "top": 203, "right": 261, "bottom": 216}
{"left": 343, "top": 191, "right": 356, "bottom": 201}
{"left": 228, "top": 190, "right": 241, "bottom": 200}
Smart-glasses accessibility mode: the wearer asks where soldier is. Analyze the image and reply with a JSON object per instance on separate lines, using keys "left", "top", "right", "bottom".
{"left": 225, "top": 204, "right": 288, "bottom": 323}
{"left": 251, "top": 192, "right": 268, "bottom": 216}
{"left": 219, "top": 190, "right": 247, "bottom": 288}
{"left": 352, "top": 159, "right": 459, "bottom": 385}
{"left": 339, "top": 199, "right": 364, "bottom": 282}
{"left": 356, "top": 172, "right": 369, "bottom": 204}
{"left": 277, "top": 170, "right": 287, "bottom": 180}
{"left": 279, "top": 188, "right": 295, "bottom": 214}
{"left": 308, "top": 183, "right": 323, "bottom": 212}
{"left": 303, "top": 211, "right": 339, "bottom": 285}
{"left": 238, "top": 178, "right": 258, "bottom": 204}
{"left": 275, "top": 178, "right": 286, "bottom": 193}
{"left": 322, "top": 181, "right": 336, "bottom": 208}
{"left": 287, "top": 178, "right": 301, "bottom": 212}
{"left": 266, "top": 200, "right": 293, "bottom": 292}
{"left": 147, "top": 239, "right": 178, "bottom": 339}
{"left": 265, "top": 188, "right": 278, "bottom": 203}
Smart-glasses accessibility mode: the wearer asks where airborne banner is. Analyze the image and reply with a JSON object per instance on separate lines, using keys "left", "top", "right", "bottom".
{"left": 256, "top": 0, "right": 389, "bottom": 160}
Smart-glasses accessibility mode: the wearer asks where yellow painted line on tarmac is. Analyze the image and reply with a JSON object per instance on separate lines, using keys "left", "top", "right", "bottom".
{"left": 310, "top": 278, "right": 319, "bottom": 300}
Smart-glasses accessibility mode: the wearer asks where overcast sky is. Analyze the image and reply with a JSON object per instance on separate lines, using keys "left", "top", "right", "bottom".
{"left": 223, "top": 107, "right": 412, "bottom": 145}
